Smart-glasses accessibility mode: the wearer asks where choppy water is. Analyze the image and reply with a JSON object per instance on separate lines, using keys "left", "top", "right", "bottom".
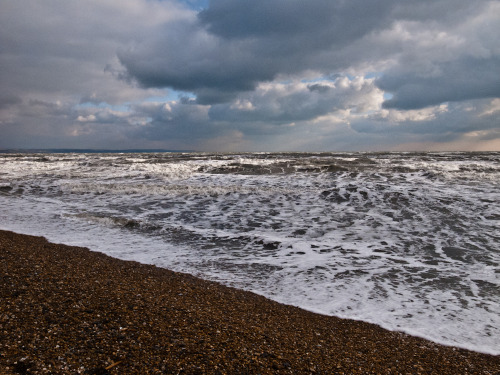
{"left": 0, "top": 151, "right": 499, "bottom": 354}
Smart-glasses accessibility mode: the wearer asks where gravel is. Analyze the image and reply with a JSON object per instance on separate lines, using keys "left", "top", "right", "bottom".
{"left": 1, "top": 230, "right": 499, "bottom": 374}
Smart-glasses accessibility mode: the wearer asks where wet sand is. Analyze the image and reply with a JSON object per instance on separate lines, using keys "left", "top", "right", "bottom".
{"left": 1, "top": 230, "right": 499, "bottom": 374}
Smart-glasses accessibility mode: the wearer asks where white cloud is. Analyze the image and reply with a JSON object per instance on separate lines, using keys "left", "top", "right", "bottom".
{"left": 480, "top": 99, "right": 500, "bottom": 117}
{"left": 209, "top": 76, "right": 384, "bottom": 125}
{"left": 76, "top": 115, "right": 97, "bottom": 123}
{"left": 374, "top": 104, "right": 449, "bottom": 123}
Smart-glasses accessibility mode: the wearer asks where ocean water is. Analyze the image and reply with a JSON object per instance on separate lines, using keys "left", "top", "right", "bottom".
{"left": 0, "top": 151, "right": 498, "bottom": 355}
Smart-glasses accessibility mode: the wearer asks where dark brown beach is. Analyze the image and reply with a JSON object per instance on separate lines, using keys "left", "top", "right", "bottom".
{"left": 1, "top": 230, "right": 499, "bottom": 374}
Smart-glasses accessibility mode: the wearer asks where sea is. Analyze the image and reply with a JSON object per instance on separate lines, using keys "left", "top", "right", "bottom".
{"left": 0, "top": 151, "right": 498, "bottom": 355}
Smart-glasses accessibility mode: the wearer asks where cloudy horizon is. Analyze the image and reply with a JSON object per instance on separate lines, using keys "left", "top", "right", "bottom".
{"left": 1, "top": 0, "right": 499, "bottom": 151}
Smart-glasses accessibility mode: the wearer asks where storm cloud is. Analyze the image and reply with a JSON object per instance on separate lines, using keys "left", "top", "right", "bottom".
{"left": 119, "top": 0, "right": 499, "bottom": 108}
{"left": 0, "top": 0, "right": 499, "bottom": 151}
{"left": 378, "top": 57, "right": 500, "bottom": 109}
{"left": 118, "top": 0, "right": 394, "bottom": 102}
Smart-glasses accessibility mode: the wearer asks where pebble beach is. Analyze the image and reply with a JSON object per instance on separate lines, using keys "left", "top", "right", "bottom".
{"left": 1, "top": 230, "right": 499, "bottom": 374}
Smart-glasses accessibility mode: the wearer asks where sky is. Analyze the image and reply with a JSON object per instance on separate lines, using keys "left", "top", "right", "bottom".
{"left": 1, "top": 0, "right": 499, "bottom": 151}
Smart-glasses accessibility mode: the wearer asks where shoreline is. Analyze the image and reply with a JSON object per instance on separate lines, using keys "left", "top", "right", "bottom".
{"left": 1, "top": 229, "right": 499, "bottom": 374}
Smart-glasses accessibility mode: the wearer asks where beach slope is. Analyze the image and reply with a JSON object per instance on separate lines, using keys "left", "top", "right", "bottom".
{"left": 1, "top": 230, "right": 498, "bottom": 374}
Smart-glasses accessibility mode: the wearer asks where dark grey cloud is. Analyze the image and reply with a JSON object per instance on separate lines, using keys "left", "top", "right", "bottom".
{"left": 198, "top": 0, "right": 387, "bottom": 42}
{"left": 352, "top": 100, "right": 500, "bottom": 138}
{"left": 0, "top": 95, "right": 22, "bottom": 110}
{"left": 119, "top": 0, "right": 395, "bottom": 101}
{"left": 378, "top": 57, "right": 500, "bottom": 110}
{"left": 117, "top": 20, "right": 277, "bottom": 104}
{"left": 118, "top": 0, "right": 499, "bottom": 112}
{"left": 131, "top": 100, "right": 213, "bottom": 140}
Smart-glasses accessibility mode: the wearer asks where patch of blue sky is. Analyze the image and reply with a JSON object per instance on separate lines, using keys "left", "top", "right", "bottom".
{"left": 300, "top": 76, "right": 333, "bottom": 84}
{"left": 178, "top": 0, "right": 209, "bottom": 11}
{"left": 143, "top": 89, "right": 195, "bottom": 103}
{"left": 300, "top": 72, "right": 383, "bottom": 84}
{"left": 76, "top": 89, "right": 196, "bottom": 113}
{"left": 364, "top": 72, "right": 383, "bottom": 79}
{"left": 75, "top": 102, "right": 131, "bottom": 112}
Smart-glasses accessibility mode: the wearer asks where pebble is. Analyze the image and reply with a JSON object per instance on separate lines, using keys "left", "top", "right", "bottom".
{"left": 1, "top": 230, "right": 499, "bottom": 374}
